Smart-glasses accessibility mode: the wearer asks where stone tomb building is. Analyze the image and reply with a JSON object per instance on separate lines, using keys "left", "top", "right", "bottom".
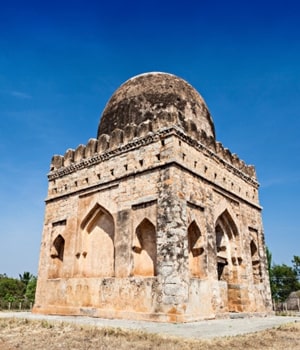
{"left": 34, "top": 72, "right": 272, "bottom": 322}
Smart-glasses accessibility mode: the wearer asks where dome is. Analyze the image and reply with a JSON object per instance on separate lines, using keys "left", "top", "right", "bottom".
{"left": 97, "top": 72, "right": 215, "bottom": 140}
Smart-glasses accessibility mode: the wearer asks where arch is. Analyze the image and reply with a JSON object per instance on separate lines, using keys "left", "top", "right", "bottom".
{"left": 50, "top": 234, "right": 65, "bottom": 261}
{"left": 216, "top": 209, "right": 238, "bottom": 239}
{"left": 215, "top": 223, "right": 228, "bottom": 280}
{"left": 250, "top": 239, "right": 261, "bottom": 284}
{"left": 250, "top": 240, "right": 257, "bottom": 256}
{"left": 81, "top": 203, "right": 115, "bottom": 277}
{"left": 215, "top": 209, "right": 245, "bottom": 312}
{"left": 214, "top": 202, "right": 238, "bottom": 232}
{"left": 132, "top": 218, "right": 156, "bottom": 276}
{"left": 188, "top": 220, "right": 205, "bottom": 278}
{"left": 215, "top": 209, "right": 239, "bottom": 281}
{"left": 48, "top": 234, "right": 65, "bottom": 278}
{"left": 81, "top": 203, "right": 113, "bottom": 231}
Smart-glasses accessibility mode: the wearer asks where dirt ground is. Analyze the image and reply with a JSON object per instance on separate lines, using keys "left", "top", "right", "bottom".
{"left": 0, "top": 317, "right": 299, "bottom": 350}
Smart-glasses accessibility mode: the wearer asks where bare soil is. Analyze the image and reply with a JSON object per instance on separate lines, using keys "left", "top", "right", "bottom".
{"left": 0, "top": 318, "right": 299, "bottom": 350}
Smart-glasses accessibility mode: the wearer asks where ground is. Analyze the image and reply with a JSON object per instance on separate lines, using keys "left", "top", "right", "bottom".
{"left": 0, "top": 312, "right": 299, "bottom": 349}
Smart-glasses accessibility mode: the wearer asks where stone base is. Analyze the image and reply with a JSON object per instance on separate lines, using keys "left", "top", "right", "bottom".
{"left": 33, "top": 276, "right": 273, "bottom": 323}
{"left": 32, "top": 304, "right": 217, "bottom": 323}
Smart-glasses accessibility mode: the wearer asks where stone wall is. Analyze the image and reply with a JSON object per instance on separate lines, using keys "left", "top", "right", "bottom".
{"left": 34, "top": 127, "right": 272, "bottom": 322}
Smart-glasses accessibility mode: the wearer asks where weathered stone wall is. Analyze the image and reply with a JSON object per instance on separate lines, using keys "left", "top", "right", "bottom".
{"left": 34, "top": 126, "right": 272, "bottom": 322}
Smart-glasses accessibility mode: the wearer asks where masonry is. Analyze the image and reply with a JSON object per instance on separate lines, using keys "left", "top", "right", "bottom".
{"left": 33, "top": 72, "right": 273, "bottom": 322}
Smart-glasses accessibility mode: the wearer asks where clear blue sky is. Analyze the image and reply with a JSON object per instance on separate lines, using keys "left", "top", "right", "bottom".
{"left": 0, "top": 0, "right": 299, "bottom": 277}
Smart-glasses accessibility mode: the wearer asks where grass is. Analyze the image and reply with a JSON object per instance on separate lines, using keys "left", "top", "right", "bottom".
{"left": 0, "top": 318, "right": 299, "bottom": 349}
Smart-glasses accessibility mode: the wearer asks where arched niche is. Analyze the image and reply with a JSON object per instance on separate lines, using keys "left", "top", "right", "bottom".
{"left": 215, "top": 209, "right": 246, "bottom": 312}
{"left": 132, "top": 218, "right": 157, "bottom": 277}
{"left": 49, "top": 234, "right": 65, "bottom": 278}
{"left": 250, "top": 239, "right": 261, "bottom": 284}
{"left": 188, "top": 220, "right": 205, "bottom": 278}
{"left": 215, "top": 209, "right": 240, "bottom": 282}
{"left": 51, "top": 234, "right": 65, "bottom": 261}
{"left": 80, "top": 204, "right": 115, "bottom": 277}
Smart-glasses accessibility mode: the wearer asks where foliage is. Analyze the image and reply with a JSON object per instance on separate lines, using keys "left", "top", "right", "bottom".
{"left": 292, "top": 255, "right": 300, "bottom": 279}
{"left": 0, "top": 276, "right": 25, "bottom": 302}
{"left": 268, "top": 254, "right": 300, "bottom": 302}
{"left": 0, "top": 272, "right": 37, "bottom": 306}
{"left": 19, "top": 272, "right": 33, "bottom": 287}
{"left": 266, "top": 246, "right": 272, "bottom": 273}
{"left": 25, "top": 276, "right": 37, "bottom": 302}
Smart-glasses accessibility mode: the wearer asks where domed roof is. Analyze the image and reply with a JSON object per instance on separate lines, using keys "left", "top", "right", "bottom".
{"left": 97, "top": 72, "right": 215, "bottom": 140}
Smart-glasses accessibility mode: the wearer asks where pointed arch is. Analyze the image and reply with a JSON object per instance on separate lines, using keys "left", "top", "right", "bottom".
{"left": 250, "top": 239, "right": 261, "bottom": 284}
{"left": 188, "top": 220, "right": 205, "bottom": 278}
{"left": 250, "top": 239, "right": 257, "bottom": 256}
{"left": 48, "top": 234, "right": 65, "bottom": 278}
{"left": 51, "top": 234, "right": 65, "bottom": 261}
{"left": 81, "top": 203, "right": 113, "bottom": 232}
{"left": 215, "top": 208, "right": 246, "bottom": 312}
{"left": 215, "top": 209, "right": 239, "bottom": 281}
{"left": 216, "top": 209, "right": 238, "bottom": 239}
{"left": 214, "top": 200, "right": 237, "bottom": 221}
{"left": 132, "top": 218, "right": 156, "bottom": 276}
{"left": 81, "top": 203, "right": 115, "bottom": 277}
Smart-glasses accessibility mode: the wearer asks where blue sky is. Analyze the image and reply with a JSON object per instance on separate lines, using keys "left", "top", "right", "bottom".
{"left": 0, "top": 0, "right": 299, "bottom": 277}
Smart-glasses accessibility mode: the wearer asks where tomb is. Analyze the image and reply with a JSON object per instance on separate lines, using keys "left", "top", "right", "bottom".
{"left": 33, "top": 72, "right": 272, "bottom": 321}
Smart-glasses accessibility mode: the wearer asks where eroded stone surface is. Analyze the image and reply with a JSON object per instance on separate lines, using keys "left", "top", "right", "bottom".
{"left": 98, "top": 72, "right": 215, "bottom": 140}
{"left": 34, "top": 72, "right": 272, "bottom": 322}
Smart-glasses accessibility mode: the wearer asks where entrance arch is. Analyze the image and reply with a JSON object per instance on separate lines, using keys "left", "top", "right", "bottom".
{"left": 80, "top": 204, "right": 115, "bottom": 277}
{"left": 215, "top": 209, "right": 243, "bottom": 312}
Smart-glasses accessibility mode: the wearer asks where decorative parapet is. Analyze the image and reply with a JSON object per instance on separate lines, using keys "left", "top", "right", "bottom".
{"left": 48, "top": 122, "right": 258, "bottom": 186}
{"left": 85, "top": 138, "right": 98, "bottom": 158}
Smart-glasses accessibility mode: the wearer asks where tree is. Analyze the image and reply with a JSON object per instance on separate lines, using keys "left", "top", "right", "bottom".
{"left": 25, "top": 276, "right": 37, "bottom": 302}
{"left": 267, "top": 249, "right": 300, "bottom": 302}
{"left": 19, "top": 272, "right": 33, "bottom": 288}
{"left": 266, "top": 246, "right": 272, "bottom": 274}
{"left": 0, "top": 276, "right": 25, "bottom": 302}
{"left": 266, "top": 246, "right": 276, "bottom": 297}
{"left": 292, "top": 255, "right": 300, "bottom": 280}
{"left": 270, "top": 263, "right": 300, "bottom": 302}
